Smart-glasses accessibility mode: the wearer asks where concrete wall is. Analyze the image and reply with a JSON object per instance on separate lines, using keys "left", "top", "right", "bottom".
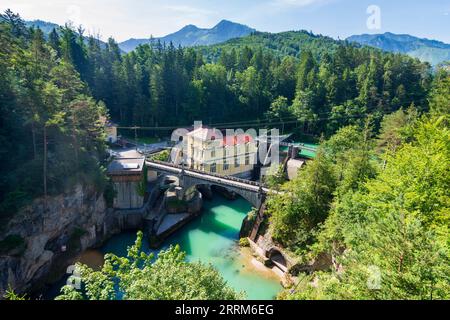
{"left": 147, "top": 170, "right": 158, "bottom": 182}
{"left": 106, "top": 126, "right": 117, "bottom": 143}
{"left": 113, "top": 181, "right": 144, "bottom": 209}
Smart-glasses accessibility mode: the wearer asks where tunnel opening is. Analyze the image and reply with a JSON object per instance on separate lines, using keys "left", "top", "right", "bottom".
{"left": 268, "top": 248, "right": 288, "bottom": 273}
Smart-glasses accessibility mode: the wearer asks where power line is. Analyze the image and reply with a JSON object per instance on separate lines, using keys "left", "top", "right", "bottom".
{"left": 116, "top": 109, "right": 386, "bottom": 132}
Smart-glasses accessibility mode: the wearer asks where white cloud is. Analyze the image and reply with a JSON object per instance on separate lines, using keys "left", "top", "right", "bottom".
{"left": 165, "top": 5, "right": 216, "bottom": 16}
{"left": 273, "top": 0, "right": 324, "bottom": 7}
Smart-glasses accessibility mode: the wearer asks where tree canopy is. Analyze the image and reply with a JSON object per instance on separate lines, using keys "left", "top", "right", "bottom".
{"left": 273, "top": 70, "right": 450, "bottom": 300}
{"left": 56, "top": 231, "right": 243, "bottom": 300}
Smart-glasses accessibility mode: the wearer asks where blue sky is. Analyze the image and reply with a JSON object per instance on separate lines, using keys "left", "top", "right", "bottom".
{"left": 1, "top": 0, "right": 449, "bottom": 43}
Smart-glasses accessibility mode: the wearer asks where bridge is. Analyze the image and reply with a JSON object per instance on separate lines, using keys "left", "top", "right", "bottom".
{"left": 146, "top": 160, "right": 275, "bottom": 207}
{"left": 279, "top": 141, "right": 317, "bottom": 153}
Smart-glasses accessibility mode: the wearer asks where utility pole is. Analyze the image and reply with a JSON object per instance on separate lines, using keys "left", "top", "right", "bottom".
{"left": 134, "top": 126, "right": 138, "bottom": 151}
{"left": 43, "top": 125, "right": 47, "bottom": 212}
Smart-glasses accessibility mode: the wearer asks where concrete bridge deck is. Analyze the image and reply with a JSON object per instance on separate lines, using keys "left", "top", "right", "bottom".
{"left": 145, "top": 160, "right": 276, "bottom": 207}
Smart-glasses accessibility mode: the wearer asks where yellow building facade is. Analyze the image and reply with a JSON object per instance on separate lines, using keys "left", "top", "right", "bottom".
{"left": 185, "top": 127, "right": 257, "bottom": 178}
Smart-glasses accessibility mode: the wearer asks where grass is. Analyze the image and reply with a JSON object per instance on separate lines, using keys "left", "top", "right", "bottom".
{"left": 118, "top": 129, "right": 162, "bottom": 145}
{"left": 137, "top": 137, "right": 160, "bottom": 144}
{"left": 149, "top": 149, "right": 170, "bottom": 162}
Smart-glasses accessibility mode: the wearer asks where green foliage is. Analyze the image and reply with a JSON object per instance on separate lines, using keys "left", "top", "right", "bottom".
{"left": 56, "top": 231, "right": 243, "bottom": 300}
{"left": 149, "top": 150, "right": 170, "bottom": 162}
{"left": 247, "top": 208, "right": 258, "bottom": 222}
{"left": 267, "top": 150, "right": 336, "bottom": 251}
{"left": 3, "top": 286, "right": 27, "bottom": 300}
{"left": 199, "top": 30, "right": 341, "bottom": 61}
{"left": 0, "top": 235, "right": 26, "bottom": 255}
{"left": 428, "top": 68, "right": 450, "bottom": 118}
{"left": 0, "top": 11, "right": 108, "bottom": 221}
{"left": 53, "top": 24, "right": 431, "bottom": 138}
{"left": 376, "top": 106, "right": 419, "bottom": 155}
{"left": 0, "top": 191, "right": 30, "bottom": 223}
{"left": 282, "top": 76, "right": 450, "bottom": 300}
{"left": 103, "top": 180, "right": 116, "bottom": 208}
{"left": 136, "top": 165, "right": 148, "bottom": 197}
{"left": 239, "top": 238, "right": 250, "bottom": 247}
{"left": 263, "top": 164, "right": 287, "bottom": 189}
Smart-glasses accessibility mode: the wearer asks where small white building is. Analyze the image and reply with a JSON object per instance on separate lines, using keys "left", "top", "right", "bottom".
{"left": 105, "top": 121, "right": 118, "bottom": 144}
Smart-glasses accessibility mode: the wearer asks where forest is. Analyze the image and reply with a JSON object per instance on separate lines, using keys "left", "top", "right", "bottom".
{"left": 0, "top": 9, "right": 448, "bottom": 300}
{"left": 0, "top": 10, "right": 109, "bottom": 227}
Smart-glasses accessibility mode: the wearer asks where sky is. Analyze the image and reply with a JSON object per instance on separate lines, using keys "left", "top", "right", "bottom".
{"left": 1, "top": 0, "right": 449, "bottom": 43}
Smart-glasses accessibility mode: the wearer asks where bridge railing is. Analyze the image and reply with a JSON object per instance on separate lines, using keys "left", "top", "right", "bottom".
{"left": 147, "top": 160, "right": 263, "bottom": 188}
{"left": 279, "top": 142, "right": 317, "bottom": 153}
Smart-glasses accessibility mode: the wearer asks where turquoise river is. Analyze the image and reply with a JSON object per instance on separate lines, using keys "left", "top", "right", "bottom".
{"left": 46, "top": 194, "right": 282, "bottom": 299}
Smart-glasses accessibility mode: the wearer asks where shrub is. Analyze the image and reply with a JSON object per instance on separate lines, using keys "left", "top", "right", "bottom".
{"left": 239, "top": 238, "right": 250, "bottom": 247}
{"left": 149, "top": 150, "right": 170, "bottom": 162}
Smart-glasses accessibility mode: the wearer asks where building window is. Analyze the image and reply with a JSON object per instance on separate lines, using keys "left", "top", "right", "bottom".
{"left": 211, "top": 148, "right": 216, "bottom": 158}
{"left": 235, "top": 156, "right": 239, "bottom": 168}
{"left": 245, "top": 143, "right": 250, "bottom": 153}
{"left": 245, "top": 155, "right": 250, "bottom": 166}
{"left": 224, "top": 160, "right": 229, "bottom": 171}
{"left": 210, "top": 163, "right": 216, "bottom": 173}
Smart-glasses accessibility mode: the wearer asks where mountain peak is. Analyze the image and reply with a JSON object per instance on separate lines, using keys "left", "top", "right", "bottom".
{"left": 180, "top": 24, "right": 200, "bottom": 32}
{"left": 119, "top": 20, "right": 256, "bottom": 52}
{"left": 215, "top": 19, "right": 234, "bottom": 27}
{"left": 213, "top": 20, "right": 252, "bottom": 31}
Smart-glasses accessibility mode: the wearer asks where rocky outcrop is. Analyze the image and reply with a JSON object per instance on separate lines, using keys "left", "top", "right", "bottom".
{"left": 0, "top": 184, "right": 117, "bottom": 298}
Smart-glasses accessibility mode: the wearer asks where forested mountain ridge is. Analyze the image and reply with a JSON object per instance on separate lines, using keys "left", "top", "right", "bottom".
{"left": 347, "top": 32, "right": 450, "bottom": 65}
{"left": 94, "top": 33, "right": 431, "bottom": 134}
{"left": 25, "top": 19, "right": 59, "bottom": 35}
{"left": 25, "top": 19, "right": 113, "bottom": 52}
{"left": 119, "top": 20, "right": 255, "bottom": 53}
{"left": 198, "top": 30, "right": 347, "bottom": 62}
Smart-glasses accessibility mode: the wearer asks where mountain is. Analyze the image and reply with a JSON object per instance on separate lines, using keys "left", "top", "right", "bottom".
{"left": 25, "top": 19, "right": 116, "bottom": 52}
{"left": 198, "top": 30, "right": 347, "bottom": 62}
{"left": 119, "top": 20, "right": 255, "bottom": 53}
{"left": 25, "top": 19, "right": 60, "bottom": 34}
{"left": 347, "top": 32, "right": 450, "bottom": 65}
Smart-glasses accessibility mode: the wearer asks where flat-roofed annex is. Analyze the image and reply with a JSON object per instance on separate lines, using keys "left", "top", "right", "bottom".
{"left": 107, "top": 157, "right": 145, "bottom": 175}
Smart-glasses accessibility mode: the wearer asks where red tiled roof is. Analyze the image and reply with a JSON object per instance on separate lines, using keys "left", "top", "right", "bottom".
{"left": 221, "top": 134, "right": 253, "bottom": 146}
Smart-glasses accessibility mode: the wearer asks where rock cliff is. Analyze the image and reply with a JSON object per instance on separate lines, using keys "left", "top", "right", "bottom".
{"left": 0, "top": 184, "right": 117, "bottom": 298}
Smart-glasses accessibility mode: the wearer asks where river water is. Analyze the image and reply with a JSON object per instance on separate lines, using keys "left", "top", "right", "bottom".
{"left": 46, "top": 194, "right": 282, "bottom": 300}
